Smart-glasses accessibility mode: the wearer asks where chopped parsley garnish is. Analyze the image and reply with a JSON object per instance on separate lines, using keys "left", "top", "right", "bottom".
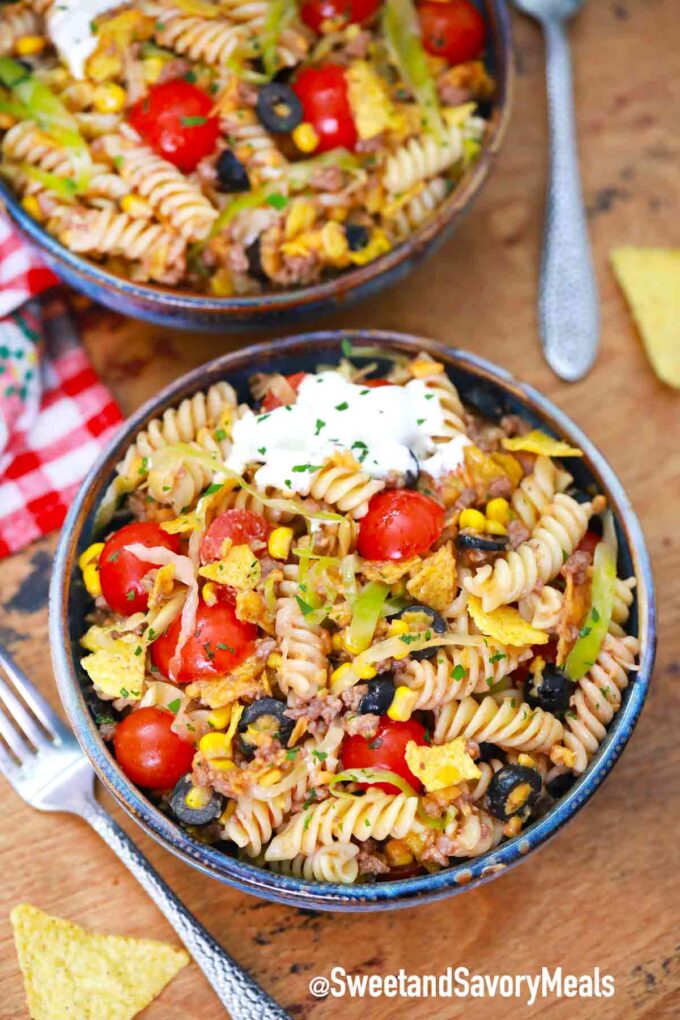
{"left": 180, "top": 115, "right": 208, "bottom": 127}
{"left": 579, "top": 625, "right": 592, "bottom": 638}
{"left": 134, "top": 646, "right": 143, "bottom": 657}
{"left": 312, "top": 750, "right": 328, "bottom": 761}
{"left": 591, "top": 607, "right": 600, "bottom": 622}
{"left": 296, "top": 595, "right": 314, "bottom": 616}
{"left": 108, "top": 550, "right": 120, "bottom": 563}
{"left": 314, "top": 418, "right": 326, "bottom": 436}
{"left": 367, "top": 737, "right": 383, "bottom": 750}
{"left": 292, "top": 463, "right": 323, "bottom": 473}
{"left": 167, "top": 698, "right": 181, "bottom": 714}
{"left": 425, "top": 393, "right": 434, "bottom": 400}
{"left": 203, "top": 641, "right": 215, "bottom": 660}
{"left": 119, "top": 687, "right": 129, "bottom": 698}
{"left": 257, "top": 446, "right": 267, "bottom": 455}
{"left": 285, "top": 748, "right": 299, "bottom": 760}
{"left": 266, "top": 192, "right": 288, "bottom": 210}
{"left": 341, "top": 338, "right": 353, "bottom": 357}
{"left": 257, "top": 413, "right": 271, "bottom": 423}
{"left": 417, "top": 418, "right": 425, "bottom": 425}
{"left": 184, "top": 70, "right": 197, "bottom": 83}
{"left": 216, "top": 641, "right": 235, "bottom": 653}
{"left": 451, "top": 664, "right": 465, "bottom": 680}
{"left": 204, "top": 483, "right": 223, "bottom": 496}
{"left": 214, "top": 428, "right": 227, "bottom": 441}
{"left": 125, "top": 589, "right": 135, "bottom": 601}
{"left": 335, "top": 401, "right": 349, "bottom": 411}
{"left": 302, "top": 788, "right": 318, "bottom": 810}
{"left": 489, "top": 651, "right": 507, "bottom": 663}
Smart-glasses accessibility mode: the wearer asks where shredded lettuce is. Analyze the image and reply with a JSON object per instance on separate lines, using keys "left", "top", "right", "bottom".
{"left": 262, "top": 0, "right": 297, "bottom": 78}
{"left": 345, "top": 582, "right": 389, "bottom": 655}
{"left": 330, "top": 768, "right": 418, "bottom": 798}
{"left": 565, "top": 538, "right": 617, "bottom": 681}
{"left": 382, "top": 0, "right": 444, "bottom": 142}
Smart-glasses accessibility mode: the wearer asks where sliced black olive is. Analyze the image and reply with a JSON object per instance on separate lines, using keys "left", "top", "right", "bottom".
{"left": 245, "top": 237, "right": 268, "bottom": 282}
{"left": 565, "top": 486, "right": 593, "bottom": 506}
{"left": 456, "top": 532, "right": 509, "bottom": 552}
{"left": 215, "top": 149, "right": 250, "bottom": 193}
{"left": 525, "top": 664, "right": 574, "bottom": 718}
{"left": 170, "top": 775, "right": 224, "bottom": 826}
{"left": 404, "top": 451, "right": 420, "bottom": 489}
{"left": 477, "top": 742, "right": 503, "bottom": 763}
{"left": 546, "top": 772, "right": 576, "bottom": 799}
{"left": 238, "top": 697, "right": 294, "bottom": 755}
{"left": 358, "top": 676, "right": 395, "bottom": 715}
{"left": 487, "top": 765, "right": 542, "bottom": 821}
{"left": 345, "top": 223, "right": 370, "bottom": 251}
{"left": 463, "top": 385, "right": 506, "bottom": 421}
{"left": 255, "top": 83, "right": 303, "bottom": 134}
{"left": 392, "top": 604, "right": 446, "bottom": 661}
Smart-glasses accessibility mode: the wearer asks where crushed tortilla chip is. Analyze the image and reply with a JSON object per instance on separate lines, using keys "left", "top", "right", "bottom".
{"left": 610, "top": 247, "right": 680, "bottom": 388}
{"left": 556, "top": 572, "right": 592, "bottom": 665}
{"left": 490, "top": 451, "right": 523, "bottom": 488}
{"left": 405, "top": 737, "right": 480, "bottom": 792}
{"left": 236, "top": 590, "right": 275, "bottom": 634}
{"left": 346, "top": 60, "right": 403, "bottom": 140}
{"left": 406, "top": 543, "right": 456, "bottom": 612}
{"left": 80, "top": 625, "right": 146, "bottom": 702}
{"left": 502, "top": 429, "right": 582, "bottom": 458}
{"left": 468, "top": 595, "right": 549, "bottom": 648}
{"left": 361, "top": 556, "right": 421, "bottom": 584}
{"left": 462, "top": 444, "right": 510, "bottom": 500}
{"left": 198, "top": 544, "right": 261, "bottom": 591}
{"left": 10, "top": 903, "right": 188, "bottom": 1020}
{"left": 148, "top": 562, "right": 175, "bottom": 611}
{"left": 185, "top": 656, "right": 266, "bottom": 708}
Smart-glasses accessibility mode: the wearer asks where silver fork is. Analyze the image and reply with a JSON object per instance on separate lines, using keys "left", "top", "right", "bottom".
{"left": 512, "top": 0, "right": 599, "bottom": 382}
{"left": 0, "top": 644, "right": 290, "bottom": 1020}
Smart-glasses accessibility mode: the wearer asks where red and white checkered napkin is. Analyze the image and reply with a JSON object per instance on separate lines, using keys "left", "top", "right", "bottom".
{"left": 0, "top": 215, "right": 123, "bottom": 558}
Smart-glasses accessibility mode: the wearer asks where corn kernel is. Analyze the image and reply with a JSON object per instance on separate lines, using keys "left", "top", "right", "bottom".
{"left": 331, "top": 662, "right": 353, "bottom": 685}
{"left": 199, "top": 732, "right": 230, "bottom": 755}
{"left": 120, "top": 193, "right": 152, "bottom": 219}
{"left": 78, "top": 542, "right": 105, "bottom": 570}
{"left": 143, "top": 55, "right": 166, "bottom": 84}
{"left": 387, "top": 618, "right": 409, "bottom": 638}
{"left": 87, "top": 51, "right": 123, "bottom": 83}
{"left": 459, "top": 508, "right": 486, "bottom": 531}
{"left": 320, "top": 221, "right": 349, "bottom": 265}
{"left": 331, "top": 632, "right": 344, "bottom": 651}
{"left": 267, "top": 526, "right": 294, "bottom": 560}
{"left": 356, "top": 663, "right": 378, "bottom": 680}
{"left": 285, "top": 199, "right": 317, "bottom": 240}
{"left": 207, "top": 705, "right": 232, "bottom": 730}
{"left": 503, "top": 815, "right": 523, "bottom": 837}
{"left": 185, "top": 785, "right": 213, "bottom": 810}
{"left": 20, "top": 194, "right": 43, "bottom": 222}
{"left": 292, "top": 121, "right": 319, "bottom": 153}
{"left": 259, "top": 768, "right": 283, "bottom": 787}
{"left": 388, "top": 686, "right": 418, "bottom": 721}
{"left": 16, "top": 35, "right": 46, "bottom": 56}
{"left": 384, "top": 838, "right": 414, "bottom": 867}
{"left": 209, "top": 268, "right": 233, "bottom": 297}
{"left": 202, "top": 581, "right": 218, "bottom": 606}
{"left": 93, "top": 81, "right": 126, "bottom": 114}
{"left": 391, "top": 642, "right": 412, "bottom": 661}
{"left": 219, "top": 801, "right": 236, "bottom": 824}
{"left": 486, "top": 497, "right": 510, "bottom": 525}
{"left": 517, "top": 753, "right": 536, "bottom": 769}
{"left": 329, "top": 205, "right": 348, "bottom": 222}
{"left": 267, "top": 651, "right": 282, "bottom": 671}
{"left": 349, "top": 228, "right": 390, "bottom": 266}
{"left": 211, "top": 757, "right": 236, "bottom": 773}
{"left": 82, "top": 564, "right": 102, "bottom": 598}
{"left": 485, "top": 519, "right": 507, "bottom": 536}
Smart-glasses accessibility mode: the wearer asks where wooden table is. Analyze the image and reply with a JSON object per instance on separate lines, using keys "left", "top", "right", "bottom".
{"left": 1, "top": 3, "right": 679, "bottom": 1018}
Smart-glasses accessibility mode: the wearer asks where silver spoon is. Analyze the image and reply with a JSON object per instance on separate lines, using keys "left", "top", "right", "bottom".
{"left": 513, "top": 0, "right": 599, "bottom": 381}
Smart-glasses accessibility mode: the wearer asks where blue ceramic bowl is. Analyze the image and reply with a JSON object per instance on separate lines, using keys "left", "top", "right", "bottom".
{"left": 49, "top": 332, "right": 656, "bottom": 911}
{"left": 1, "top": 1, "right": 512, "bottom": 331}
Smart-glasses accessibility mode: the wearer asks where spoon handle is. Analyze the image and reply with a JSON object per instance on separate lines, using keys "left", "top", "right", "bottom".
{"left": 539, "top": 17, "right": 599, "bottom": 381}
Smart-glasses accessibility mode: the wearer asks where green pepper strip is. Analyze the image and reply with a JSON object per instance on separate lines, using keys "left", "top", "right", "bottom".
{"left": 346, "top": 581, "right": 390, "bottom": 655}
{"left": 565, "top": 540, "right": 617, "bottom": 681}
{"left": 0, "top": 58, "right": 92, "bottom": 189}
{"left": 330, "top": 768, "right": 418, "bottom": 798}
{"left": 261, "top": 0, "right": 297, "bottom": 79}
{"left": 382, "top": 0, "right": 444, "bottom": 142}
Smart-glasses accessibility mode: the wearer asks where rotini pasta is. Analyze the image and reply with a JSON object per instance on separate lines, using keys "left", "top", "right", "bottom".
{"left": 0, "top": 1, "right": 492, "bottom": 292}
{"left": 78, "top": 349, "right": 641, "bottom": 885}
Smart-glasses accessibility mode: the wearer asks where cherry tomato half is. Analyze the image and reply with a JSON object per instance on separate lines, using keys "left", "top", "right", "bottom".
{"left": 341, "top": 716, "right": 428, "bottom": 793}
{"left": 261, "top": 371, "right": 309, "bottom": 412}
{"left": 419, "top": 0, "right": 487, "bottom": 65}
{"left": 128, "top": 80, "right": 219, "bottom": 173}
{"left": 113, "top": 707, "right": 195, "bottom": 790}
{"left": 357, "top": 489, "right": 445, "bottom": 561}
{"left": 200, "top": 510, "right": 272, "bottom": 563}
{"left": 293, "top": 65, "right": 357, "bottom": 153}
{"left": 151, "top": 601, "right": 257, "bottom": 683}
{"left": 98, "top": 521, "right": 180, "bottom": 616}
{"left": 362, "top": 378, "right": 394, "bottom": 388}
{"left": 301, "top": 0, "right": 382, "bottom": 32}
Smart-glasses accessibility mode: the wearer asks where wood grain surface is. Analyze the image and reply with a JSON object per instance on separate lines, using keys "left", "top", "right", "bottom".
{"left": 1, "top": 3, "right": 679, "bottom": 1018}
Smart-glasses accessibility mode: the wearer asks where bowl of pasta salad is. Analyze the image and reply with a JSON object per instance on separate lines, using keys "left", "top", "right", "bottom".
{"left": 50, "top": 333, "right": 655, "bottom": 909}
{"left": 0, "top": 0, "right": 511, "bottom": 329}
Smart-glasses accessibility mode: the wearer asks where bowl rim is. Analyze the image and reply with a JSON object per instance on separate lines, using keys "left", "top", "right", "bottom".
{"left": 0, "top": 0, "right": 513, "bottom": 318}
{"left": 49, "top": 331, "right": 657, "bottom": 911}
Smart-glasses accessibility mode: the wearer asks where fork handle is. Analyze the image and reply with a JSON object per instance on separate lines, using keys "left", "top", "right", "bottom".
{"left": 539, "top": 16, "right": 599, "bottom": 382}
{"left": 80, "top": 797, "right": 290, "bottom": 1020}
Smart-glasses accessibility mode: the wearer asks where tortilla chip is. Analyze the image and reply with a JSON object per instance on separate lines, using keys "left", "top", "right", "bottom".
{"left": 10, "top": 904, "right": 188, "bottom": 1020}
{"left": 502, "top": 430, "right": 582, "bottom": 458}
{"left": 468, "top": 595, "right": 549, "bottom": 647}
{"left": 610, "top": 247, "right": 680, "bottom": 388}
{"left": 405, "top": 737, "right": 480, "bottom": 792}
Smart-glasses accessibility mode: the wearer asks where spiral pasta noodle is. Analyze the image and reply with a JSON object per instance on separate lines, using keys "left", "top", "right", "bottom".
{"left": 275, "top": 596, "right": 330, "bottom": 701}
{"left": 383, "top": 113, "right": 479, "bottom": 194}
{"left": 400, "top": 642, "right": 531, "bottom": 710}
{"left": 144, "top": 2, "right": 251, "bottom": 66}
{"left": 221, "top": 109, "right": 288, "bottom": 184}
{"left": 465, "top": 494, "right": 592, "bottom": 612}
{"left": 511, "top": 455, "right": 571, "bottom": 531}
{"left": 265, "top": 789, "right": 420, "bottom": 861}
{"left": 389, "top": 177, "right": 448, "bottom": 237}
{"left": 269, "top": 843, "right": 360, "bottom": 884}
{"left": 308, "top": 462, "right": 384, "bottom": 519}
{"left": 434, "top": 694, "right": 564, "bottom": 753}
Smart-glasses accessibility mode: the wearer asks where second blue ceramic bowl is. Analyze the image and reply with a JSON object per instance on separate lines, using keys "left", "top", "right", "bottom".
{"left": 1, "top": 0, "right": 512, "bottom": 331}
{"left": 49, "top": 332, "right": 656, "bottom": 911}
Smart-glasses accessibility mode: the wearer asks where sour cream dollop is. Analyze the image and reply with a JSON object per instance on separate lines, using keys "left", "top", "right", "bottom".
{"left": 47, "top": 0, "right": 121, "bottom": 80}
{"left": 226, "top": 371, "right": 446, "bottom": 496}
